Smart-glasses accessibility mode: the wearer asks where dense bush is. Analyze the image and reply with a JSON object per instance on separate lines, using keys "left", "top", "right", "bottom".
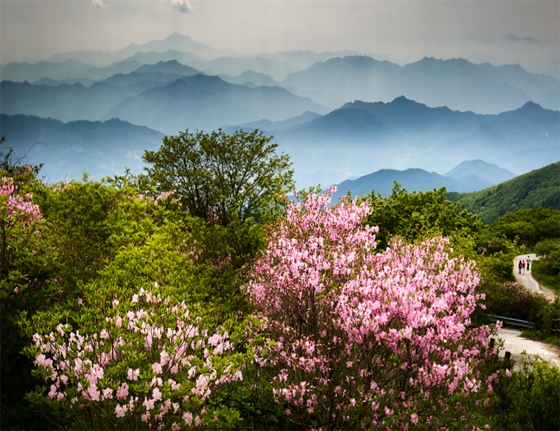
{"left": 362, "top": 183, "right": 483, "bottom": 251}
{"left": 246, "top": 187, "right": 500, "bottom": 430}
{"left": 491, "top": 357, "right": 560, "bottom": 430}
{"left": 534, "top": 238, "right": 560, "bottom": 276}
{"left": 23, "top": 285, "right": 248, "bottom": 430}
{"left": 488, "top": 208, "right": 560, "bottom": 247}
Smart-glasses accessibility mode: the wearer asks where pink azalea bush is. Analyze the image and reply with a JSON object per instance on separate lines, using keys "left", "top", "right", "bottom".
{"left": 0, "top": 176, "right": 42, "bottom": 226}
{"left": 26, "top": 285, "right": 245, "bottom": 430}
{"left": 246, "top": 187, "right": 500, "bottom": 430}
{"left": 0, "top": 175, "right": 43, "bottom": 301}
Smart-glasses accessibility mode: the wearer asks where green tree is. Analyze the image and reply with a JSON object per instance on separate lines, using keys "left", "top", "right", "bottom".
{"left": 535, "top": 239, "right": 560, "bottom": 273}
{"left": 361, "top": 183, "right": 483, "bottom": 251}
{"left": 143, "top": 129, "right": 294, "bottom": 227}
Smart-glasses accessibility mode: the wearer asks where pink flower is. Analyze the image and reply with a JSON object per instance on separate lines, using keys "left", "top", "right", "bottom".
{"left": 115, "top": 404, "right": 128, "bottom": 418}
{"left": 152, "top": 387, "right": 162, "bottom": 402}
{"left": 127, "top": 368, "right": 139, "bottom": 381}
{"left": 87, "top": 385, "right": 100, "bottom": 402}
{"left": 143, "top": 398, "right": 155, "bottom": 411}
{"left": 102, "top": 388, "right": 113, "bottom": 400}
{"left": 244, "top": 187, "right": 494, "bottom": 428}
{"left": 152, "top": 362, "right": 163, "bottom": 374}
{"left": 182, "top": 411, "right": 193, "bottom": 425}
{"left": 116, "top": 382, "right": 129, "bottom": 399}
{"left": 48, "top": 384, "right": 58, "bottom": 399}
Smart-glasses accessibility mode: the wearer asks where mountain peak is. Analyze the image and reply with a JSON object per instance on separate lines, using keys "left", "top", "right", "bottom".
{"left": 519, "top": 101, "right": 544, "bottom": 111}
{"left": 390, "top": 95, "right": 423, "bottom": 106}
{"left": 164, "top": 32, "right": 193, "bottom": 42}
{"left": 444, "top": 160, "right": 516, "bottom": 186}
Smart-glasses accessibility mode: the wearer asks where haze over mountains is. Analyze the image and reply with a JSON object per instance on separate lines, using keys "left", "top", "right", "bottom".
{"left": 331, "top": 160, "right": 517, "bottom": 201}
{"left": 255, "top": 98, "right": 558, "bottom": 186}
{"left": 1, "top": 32, "right": 558, "bottom": 187}
{"left": 0, "top": 114, "right": 164, "bottom": 182}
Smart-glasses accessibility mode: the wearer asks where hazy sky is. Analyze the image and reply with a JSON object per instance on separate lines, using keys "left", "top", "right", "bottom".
{"left": 1, "top": 0, "right": 559, "bottom": 77}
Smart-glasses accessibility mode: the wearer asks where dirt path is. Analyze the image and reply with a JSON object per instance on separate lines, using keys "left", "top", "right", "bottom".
{"left": 513, "top": 253, "right": 557, "bottom": 301}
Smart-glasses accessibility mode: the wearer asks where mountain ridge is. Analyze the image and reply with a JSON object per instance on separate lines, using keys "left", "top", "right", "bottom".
{"left": 331, "top": 160, "right": 518, "bottom": 201}
{"left": 272, "top": 97, "right": 558, "bottom": 187}
{"left": 0, "top": 113, "right": 165, "bottom": 182}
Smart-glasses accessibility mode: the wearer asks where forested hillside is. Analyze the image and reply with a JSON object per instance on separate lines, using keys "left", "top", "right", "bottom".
{"left": 447, "top": 161, "right": 560, "bottom": 223}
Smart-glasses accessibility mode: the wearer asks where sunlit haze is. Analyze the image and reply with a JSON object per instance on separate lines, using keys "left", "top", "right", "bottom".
{"left": 1, "top": 0, "right": 559, "bottom": 77}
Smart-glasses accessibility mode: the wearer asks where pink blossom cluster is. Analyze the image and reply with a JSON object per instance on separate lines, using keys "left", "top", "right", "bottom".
{"left": 31, "top": 286, "right": 243, "bottom": 430}
{"left": 154, "top": 189, "right": 179, "bottom": 206}
{"left": 50, "top": 181, "right": 73, "bottom": 194}
{"left": 246, "top": 187, "right": 499, "bottom": 430}
{"left": 1, "top": 176, "right": 42, "bottom": 226}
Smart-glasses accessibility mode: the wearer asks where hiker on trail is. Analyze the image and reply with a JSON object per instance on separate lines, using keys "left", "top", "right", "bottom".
{"left": 522, "top": 260, "right": 526, "bottom": 274}
{"left": 519, "top": 260, "right": 523, "bottom": 274}
{"left": 527, "top": 256, "right": 531, "bottom": 272}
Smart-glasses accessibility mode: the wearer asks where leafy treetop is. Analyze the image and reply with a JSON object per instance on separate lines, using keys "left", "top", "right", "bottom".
{"left": 143, "top": 129, "right": 294, "bottom": 227}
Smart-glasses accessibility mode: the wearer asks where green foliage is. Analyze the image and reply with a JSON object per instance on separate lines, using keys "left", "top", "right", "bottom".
{"left": 143, "top": 129, "right": 294, "bottom": 227}
{"left": 361, "top": 183, "right": 483, "bottom": 251}
{"left": 486, "top": 208, "right": 560, "bottom": 248}
{"left": 534, "top": 238, "right": 560, "bottom": 280}
{"left": 33, "top": 179, "right": 126, "bottom": 297}
{"left": 521, "top": 297, "right": 560, "bottom": 348}
{"left": 0, "top": 154, "right": 53, "bottom": 430}
{"left": 447, "top": 161, "right": 560, "bottom": 223}
{"left": 3, "top": 145, "right": 560, "bottom": 429}
{"left": 21, "top": 283, "right": 251, "bottom": 431}
{"left": 481, "top": 282, "right": 551, "bottom": 323}
{"left": 490, "top": 357, "right": 560, "bottom": 430}
{"left": 532, "top": 263, "right": 560, "bottom": 295}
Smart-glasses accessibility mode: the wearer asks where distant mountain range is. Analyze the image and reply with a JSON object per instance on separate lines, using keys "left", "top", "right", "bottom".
{"left": 44, "top": 32, "right": 234, "bottom": 67}
{"left": 2, "top": 33, "right": 558, "bottom": 114}
{"left": 281, "top": 56, "right": 559, "bottom": 112}
{"left": 1, "top": 70, "right": 329, "bottom": 132}
{"left": 2, "top": 95, "right": 558, "bottom": 187}
{"left": 331, "top": 160, "right": 516, "bottom": 201}
{"left": 1, "top": 32, "right": 559, "bottom": 188}
{"left": 254, "top": 97, "right": 558, "bottom": 187}
{"left": 444, "top": 159, "right": 516, "bottom": 190}
{"left": 102, "top": 74, "right": 329, "bottom": 133}
{"left": 224, "top": 110, "right": 323, "bottom": 134}
{"left": 0, "top": 114, "right": 164, "bottom": 182}
{"left": 0, "top": 110, "right": 523, "bottom": 194}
